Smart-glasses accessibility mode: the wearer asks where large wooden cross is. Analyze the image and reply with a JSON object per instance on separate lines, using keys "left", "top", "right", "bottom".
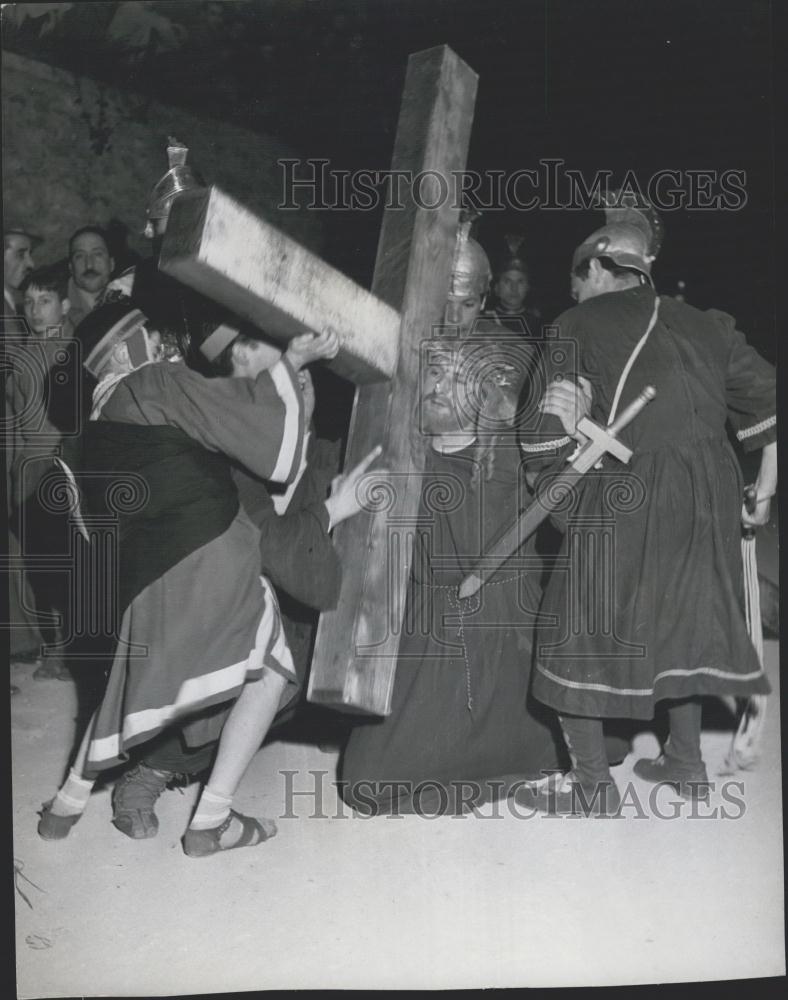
{"left": 160, "top": 45, "right": 478, "bottom": 715}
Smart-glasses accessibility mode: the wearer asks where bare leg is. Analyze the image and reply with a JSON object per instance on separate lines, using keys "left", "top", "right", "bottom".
{"left": 70, "top": 709, "right": 99, "bottom": 776}
{"left": 46, "top": 710, "right": 98, "bottom": 819}
{"left": 207, "top": 669, "right": 287, "bottom": 798}
{"left": 185, "top": 670, "right": 287, "bottom": 850}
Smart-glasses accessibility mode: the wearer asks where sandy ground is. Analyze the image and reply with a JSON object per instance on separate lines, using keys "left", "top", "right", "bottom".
{"left": 11, "top": 640, "right": 784, "bottom": 995}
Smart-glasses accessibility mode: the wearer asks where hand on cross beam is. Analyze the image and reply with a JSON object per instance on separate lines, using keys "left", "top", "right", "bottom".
{"left": 284, "top": 327, "right": 340, "bottom": 372}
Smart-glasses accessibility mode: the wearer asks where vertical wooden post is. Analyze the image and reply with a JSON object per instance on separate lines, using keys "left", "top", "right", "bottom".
{"left": 308, "top": 46, "right": 478, "bottom": 714}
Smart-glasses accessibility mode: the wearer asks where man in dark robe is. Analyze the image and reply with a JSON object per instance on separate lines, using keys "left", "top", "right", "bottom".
{"left": 517, "top": 196, "right": 776, "bottom": 815}
{"left": 339, "top": 333, "right": 589, "bottom": 815}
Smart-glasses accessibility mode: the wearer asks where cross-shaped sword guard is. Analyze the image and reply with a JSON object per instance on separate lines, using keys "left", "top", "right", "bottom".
{"left": 574, "top": 416, "right": 633, "bottom": 465}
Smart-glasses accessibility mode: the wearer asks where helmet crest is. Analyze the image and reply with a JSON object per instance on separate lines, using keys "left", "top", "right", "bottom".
{"left": 572, "top": 188, "right": 664, "bottom": 282}
{"left": 449, "top": 209, "right": 491, "bottom": 298}
{"left": 145, "top": 136, "right": 205, "bottom": 234}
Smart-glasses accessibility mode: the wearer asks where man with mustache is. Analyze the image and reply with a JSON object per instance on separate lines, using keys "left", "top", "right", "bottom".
{"left": 67, "top": 226, "right": 115, "bottom": 330}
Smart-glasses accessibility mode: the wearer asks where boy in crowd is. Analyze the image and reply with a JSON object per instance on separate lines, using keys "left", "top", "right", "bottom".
{"left": 9, "top": 265, "right": 81, "bottom": 679}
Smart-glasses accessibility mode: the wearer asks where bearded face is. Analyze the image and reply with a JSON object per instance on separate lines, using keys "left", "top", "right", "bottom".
{"left": 420, "top": 349, "right": 471, "bottom": 436}
{"left": 419, "top": 343, "right": 523, "bottom": 437}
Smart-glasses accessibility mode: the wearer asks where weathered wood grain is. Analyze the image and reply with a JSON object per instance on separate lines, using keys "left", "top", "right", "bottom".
{"left": 159, "top": 186, "right": 401, "bottom": 385}
{"left": 307, "top": 45, "right": 478, "bottom": 714}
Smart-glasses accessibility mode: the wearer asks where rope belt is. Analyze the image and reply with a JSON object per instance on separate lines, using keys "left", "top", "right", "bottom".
{"left": 418, "top": 572, "right": 523, "bottom": 712}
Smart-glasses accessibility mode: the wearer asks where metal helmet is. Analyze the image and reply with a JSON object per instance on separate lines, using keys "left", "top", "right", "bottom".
{"left": 572, "top": 189, "right": 664, "bottom": 282}
{"left": 145, "top": 137, "right": 205, "bottom": 235}
{"left": 449, "top": 211, "right": 491, "bottom": 299}
{"left": 495, "top": 233, "right": 529, "bottom": 279}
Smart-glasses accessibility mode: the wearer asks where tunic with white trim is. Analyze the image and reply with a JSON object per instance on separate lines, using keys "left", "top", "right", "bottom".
{"left": 82, "top": 358, "right": 305, "bottom": 772}
{"left": 520, "top": 285, "right": 774, "bottom": 719}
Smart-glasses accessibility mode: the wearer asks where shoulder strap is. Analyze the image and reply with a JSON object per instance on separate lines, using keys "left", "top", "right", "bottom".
{"left": 607, "top": 296, "right": 660, "bottom": 425}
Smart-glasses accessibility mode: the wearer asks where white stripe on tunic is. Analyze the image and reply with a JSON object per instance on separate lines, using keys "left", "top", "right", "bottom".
{"left": 87, "top": 577, "right": 296, "bottom": 765}
{"left": 268, "top": 359, "right": 302, "bottom": 483}
{"left": 273, "top": 431, "right": 311, "bottom": 514}
{"left": 536, "top": 662, "right": 765, "bottom": 697}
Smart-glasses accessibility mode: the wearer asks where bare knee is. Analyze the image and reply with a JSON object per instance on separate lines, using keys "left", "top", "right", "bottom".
{"left": 241, "top": 666, "right": 288, "bottom": 701}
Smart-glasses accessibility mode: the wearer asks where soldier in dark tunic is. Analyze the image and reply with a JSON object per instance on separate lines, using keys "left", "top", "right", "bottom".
{"left": 517, "top": 197, "right": 776, "bottom": 815}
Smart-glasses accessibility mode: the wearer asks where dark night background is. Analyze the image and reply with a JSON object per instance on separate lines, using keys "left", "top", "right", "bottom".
{"left": 3, "top": 0, "right": 776, "bottom": 361}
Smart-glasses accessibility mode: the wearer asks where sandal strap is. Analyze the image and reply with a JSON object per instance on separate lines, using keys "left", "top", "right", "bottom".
{"left": 227, "top": 809, "right": 266, "bottom": 848}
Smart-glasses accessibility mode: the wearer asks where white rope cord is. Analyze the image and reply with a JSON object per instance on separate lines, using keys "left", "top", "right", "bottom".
{"left": 607, "top": 296, "right": 661, "bottom": 426}
{"left": 737, "top": 415, "right": 776, "bottom": 441}
{"left": 742, "top": 536, "right": 763, "bottom": 663}
{"left": 520, "top": 435, "right": 572, "bottom": 453}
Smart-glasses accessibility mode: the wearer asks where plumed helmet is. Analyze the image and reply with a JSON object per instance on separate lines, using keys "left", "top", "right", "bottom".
{"left": 449, "top": 210, "right": 491, "bottom": 299}
{"left": 495, "top": 234, "right": 529, "bottom": 279}
{"left": 77, "top": 301, "right": 150, "bottom": 377}
{"left": 572, "top": 189, "right": 664, "bottom": 282}
{"left": 146, "top": 136, "right": 205, "bottom": 224}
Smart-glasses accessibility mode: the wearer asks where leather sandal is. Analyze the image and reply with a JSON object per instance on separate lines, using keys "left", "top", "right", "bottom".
{"left": 37, "top": 799, "right": 82, "bottom": 841}
{"left": 181, "top": 809, "right": 277, "bottom": 858}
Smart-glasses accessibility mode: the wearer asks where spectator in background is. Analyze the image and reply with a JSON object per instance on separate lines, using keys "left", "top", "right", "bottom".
{"left": 5, "top": 225, "right": 43, "bottom": 688}
{"left": 21, "top": 263, "right": 73, "bottom": 339}
{"left": 10, "top": 264, "right": 82, "bottom": 681}
{"left": 67, "top": 226, "right": 115, "bottom": 329}
{"left": 4, "top": 223, "right": 39, "bottom": 319}
{"left": 485, "top": 234, "right": 542, "bottom": 337}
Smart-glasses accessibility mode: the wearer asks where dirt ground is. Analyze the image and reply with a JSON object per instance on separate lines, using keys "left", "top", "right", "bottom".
{"left": 11, "top": 640, "right": 784, "bottom": 995}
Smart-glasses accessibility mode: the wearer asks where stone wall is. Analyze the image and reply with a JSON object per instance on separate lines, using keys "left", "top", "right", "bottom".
{"left": 1, "top": 50, "right": 322, "bottom": 266}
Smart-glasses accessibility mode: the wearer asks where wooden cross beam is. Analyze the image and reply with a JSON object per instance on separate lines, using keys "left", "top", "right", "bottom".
{"left": 159, "top": 45, "right": 477, "bottom": 715}
{"left": 159, "top": 187, "right": 401, "bottom": 385}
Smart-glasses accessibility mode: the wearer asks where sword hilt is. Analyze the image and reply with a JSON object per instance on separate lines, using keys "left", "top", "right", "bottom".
{"left": 743, "top": 484, "right": 758, "bottom": 539}
{"left": 607, "top": 385, "right": 657, "bottom": 437}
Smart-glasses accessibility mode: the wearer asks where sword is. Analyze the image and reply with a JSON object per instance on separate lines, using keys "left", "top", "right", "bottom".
{"left": 53, "top": 457, "right": 89, "bottom": 541}
{"left": 720, "top": 485, "right": 768, "bottom": 772}
{"left": 458, "top": 385, "right": 657, "bottom": 600}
